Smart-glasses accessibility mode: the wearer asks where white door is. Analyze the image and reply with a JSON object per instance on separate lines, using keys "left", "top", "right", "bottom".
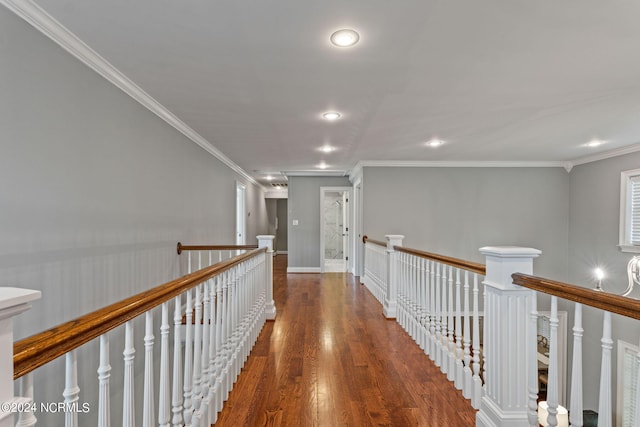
{"left": 236, "top": 183, "right": 246, "bottom": 245}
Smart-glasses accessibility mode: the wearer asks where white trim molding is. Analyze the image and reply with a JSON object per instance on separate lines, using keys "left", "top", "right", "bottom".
{"left": 284, "top": 170, "right": 348, "bottom": 177}
{"left": 572, "top": 142, "right": 640, "bottom": 168}
{"left": 349, "top": 160, "right": 570, "bottom": 179}
{"left": 286, "top": 267, "right": 321, "bottom": 273}
{"left": 1, "top": 0, "right": 259, "bottom": 187}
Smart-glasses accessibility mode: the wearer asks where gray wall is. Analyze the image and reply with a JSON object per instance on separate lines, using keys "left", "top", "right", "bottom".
{"left": 362, "top": 167, "right": 570, "bottom": 279}
{"left": 1, "top": 7, "right": 267, "bottom": 424}
{"left": 567, "top": 151, "right": 640, "bottom": 411}
{"left": 288, "top": 176, "right": 351, "bottom": 269}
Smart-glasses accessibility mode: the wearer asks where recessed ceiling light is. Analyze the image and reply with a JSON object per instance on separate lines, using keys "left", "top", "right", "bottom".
{"left": 317, "top": 162, "right": 329, "bottom": 169}
{"left": 330, "top": 29, "right": 360, "bottom": 47}
{"left": 322, "top": 112, "right": 341, "bottom": 121}
{"left": 265, "top": 175, "right": 274, "bottom": 181}
{"left": 426, "top": 138, "right": 444, "bottom": 147}
{"left": 319, "top": 145, "right": 335, "bottom": 153}
{"left": 585, "top": 139, "right": 605, "bottom": 148}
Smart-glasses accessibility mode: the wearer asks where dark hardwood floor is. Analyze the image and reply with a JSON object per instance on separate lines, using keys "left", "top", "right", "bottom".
{"left": 215, "top": 255, "right": 477, "bottom": 426}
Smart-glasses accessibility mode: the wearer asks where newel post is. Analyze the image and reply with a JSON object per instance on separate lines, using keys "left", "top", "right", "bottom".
{"left": 476, "top": 246, "right": 541, "bottom": 427}
{"left": 0, "top": 288, "right": 41, "bottom": 427}
{"left": 257, "top": 235, "right": 276, "bottom": 320}
{"left": 383, "top": 235, "right": 404, "bottom": 319}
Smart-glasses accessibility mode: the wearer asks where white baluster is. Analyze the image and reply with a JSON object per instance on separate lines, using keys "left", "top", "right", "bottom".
{"left": 122, "top": 321, "right": 135, "bottom": 427}
{"left": 220, "top": 271, "right": 231, "bottom": 402}
{"left": 158, "top": 302, "right": 171, "bottom": 427}
{"left": 471, "top": 273, "right": 482, "bottom": 409}
{"left": 434, "top": 263, "right": 442, "bottom": 367}
{"left": 418, "top": 258, "right": 427, "bottom": 354}
{"left": 398, "top": 253, "right": 405, "bottom": 330}
{"left": 414, "top": 256, "right": 420, "bottom": 343}
{"left": 16, "top": 373, "right": 37, "bottom": 427}
{"left": 98, "top": 334, "right": 111, "bottom": 427}
{"left": 401, "top": 253, "right": 408, "bottom": 331}
{"left": 597, "top": 311, "right": 613, "bottom": 427}
{"left": 214, "top": 273, "right": 226, "bottom": 414}
{"left": 420, "top": 257, "right": 428, "bottom": 352}
{"left": 462, "top": 270, "right": 472, "bottom": 399}
{"left": 172, "top": 295, "right": 184, "bottom": 427}
{"left": 229, "top": 266, "right": 239, "bottom": 395}
{"left": 183, "top": 289, "right": 194, "bottom": 426}
{"left": 63, "top": 350, "right": 79, "bottom": 427}
{"left": 409, "top": 254, "right": 416, "bottom": 338}
{"left": 527, "top": 292, "right": 538, "bottom": 427}
{"left": 545, "top": 296, "right": 560, "bottom": 427}
{"left": 447, "top": 265, "right": 455, "bottom": 381}
{"left": 441, "top": 264, "right": 448, "bottom": 374}
{"left": 200, "top": 280, "right": 212, "bottom": 426}
{"left": 569, "top": 303, "right": 583, "bottom": 427}
{"left": 225, "top": 268, "right": 235, "bottom": 397}
{"left": 454, "top": 268, "right": 463, "bottom": 389}
{"left": 143, "top": 311, "right": 155, "bottom": 427}
{"left": 191, "top": 284, "right": 203, "bottom": 426}
{"left": 429, "top": 260, "right": 436, "bottom": 360}
{"left": 208, "top": 277, "right": 218, "bottom": 423}
{"left": 234, "top": 263, "right": 241, "bottom": 383}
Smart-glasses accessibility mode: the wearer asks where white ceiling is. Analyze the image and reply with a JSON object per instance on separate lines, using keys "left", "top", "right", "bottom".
{"left": 27, "top": 0, "right": 640, "bottom": 184}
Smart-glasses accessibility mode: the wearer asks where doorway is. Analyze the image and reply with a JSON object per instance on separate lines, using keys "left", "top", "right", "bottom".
{"left": 236, "top": 182, "right": 246, "bottom": 245}
{"left": 320, "top": 187, "right": 352, "bottom": 273}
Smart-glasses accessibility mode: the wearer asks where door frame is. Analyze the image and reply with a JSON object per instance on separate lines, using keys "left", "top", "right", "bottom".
{"left": 319, "top": 186, "right": 353, "bottom": 273}
{"left": 236, "top": 182, "right": 246, "bottom": 245}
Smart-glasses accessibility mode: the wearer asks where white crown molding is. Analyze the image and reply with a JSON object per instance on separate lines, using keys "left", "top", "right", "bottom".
{"left": 2, "top": 0, "right": 259, "bottom": 187}
{"left": 349, "top": 160, "right": 568, "bottom": 177}
{"left": 283, "top": 170, "right": 348, "bottom": 177}
{"left": 355, "top": 160, "right": 567, "bottom": 168}
{"left": 570, "top": 142, "right": 640, "bottom": 167}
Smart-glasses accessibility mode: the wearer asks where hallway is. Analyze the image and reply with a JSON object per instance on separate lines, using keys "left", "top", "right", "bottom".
{"left": 215, "top": 255, "right": 477, "bottom": 426}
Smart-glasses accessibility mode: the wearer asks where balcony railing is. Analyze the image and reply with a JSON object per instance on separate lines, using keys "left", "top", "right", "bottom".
{"left": 1, "top": 235, "right": 275, "bottom": 427}
{"left": 362, "top": 234, "right": 640, "bottom": 427}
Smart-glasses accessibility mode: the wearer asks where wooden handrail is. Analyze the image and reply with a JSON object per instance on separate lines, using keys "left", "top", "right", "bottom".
{"left": 512, "top": 273, "right": 640, "bottom": 321}
{"left": 394, "top": 246, "right": 487, "bottom": 276}
{"left": 177, "top": 242, "right": 258, "bottom": 254}
{"left": 362, "top": 235, "right": 387, "bottom": 247}
{"left": 13, "top": 247, "right": 267, "bottom": 380}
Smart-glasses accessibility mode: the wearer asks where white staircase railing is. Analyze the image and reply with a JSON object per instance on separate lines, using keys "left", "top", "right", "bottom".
{"left": 362, "top": 234, "right": 640, "bottom": 427}
{"left": 2, "top": 236, "right": 275, "bottom": 426}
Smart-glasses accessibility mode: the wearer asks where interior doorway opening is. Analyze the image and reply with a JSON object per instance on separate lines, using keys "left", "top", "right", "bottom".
{"left": 236, "top": 182, "right": 246, "bottom": 245}
{"left": 320, "top": 187, "right": 352, "bottom": 273}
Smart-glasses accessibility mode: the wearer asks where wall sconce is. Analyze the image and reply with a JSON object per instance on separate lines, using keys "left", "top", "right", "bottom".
{"left": 594, "top": 268, "right": 605, "bottom": 292}
{"left": 623, "top": 255, "right": 640, "bottom": 297}
{"left": 538, "top": 401, "right": 569, "bottom": 427}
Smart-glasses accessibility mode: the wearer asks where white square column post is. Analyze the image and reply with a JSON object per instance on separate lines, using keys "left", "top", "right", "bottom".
{"left": 0, "top": 288, "right": 41, "bottom": 427}
{"left": 476, "top": 246, "right": 541, "bottom": 427}
{"left": 383, "top": 235, "right": 404, "bottom": 319}
{"left": 257, "top": 235, "right": 276, "bottom": 320}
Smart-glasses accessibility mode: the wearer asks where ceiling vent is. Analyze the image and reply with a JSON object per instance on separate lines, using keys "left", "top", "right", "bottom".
{"left": 271, "top": 183, "right": 288, "bottom": 187}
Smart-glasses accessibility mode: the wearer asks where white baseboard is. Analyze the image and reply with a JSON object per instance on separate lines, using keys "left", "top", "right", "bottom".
{"left": 287, "top": 267, "right": 321, "bottom": 273}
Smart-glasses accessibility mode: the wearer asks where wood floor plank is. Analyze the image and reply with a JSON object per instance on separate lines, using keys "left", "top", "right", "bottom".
{"left": 214, "top": 255, "right": 477, "bottom": 426}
